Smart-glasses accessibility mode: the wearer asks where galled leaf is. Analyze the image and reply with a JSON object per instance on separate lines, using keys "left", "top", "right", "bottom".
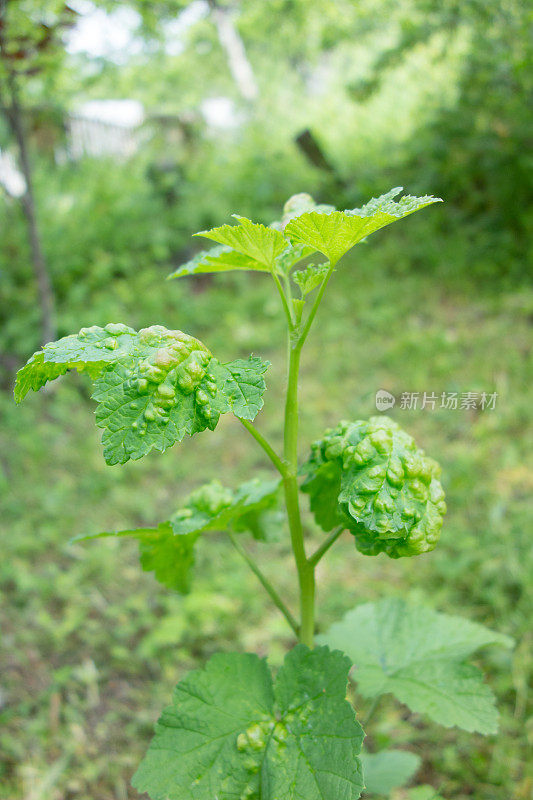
{"left": 195, "top": 215, "right": 287, "bottom": 270}
{"left": 320, "top": 598, "right": 513, "bottom": 734}
{"left": 132, "top": 645, "right": 365, "bottom": 800}
{"left": 285, "top": 188, "right": 441, "bottom": 264}
{"left": 15, "top": 324, "right": 269, "bottom": 465}
{"left": 301, "top": 416, "right": 447, "bottom": 558}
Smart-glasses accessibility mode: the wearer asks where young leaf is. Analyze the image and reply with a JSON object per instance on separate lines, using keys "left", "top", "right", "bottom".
{"left": 168, "top": 244, "right": 279, "bottom": 279}
{"left": 15, "top": 324, "right": 269, "bottom": 465}
{"left": 78, "top": 523, "right": 198, "bottom": 594}
{"left": 293, "top": 263, "right": 330, "bottom": 296}
{"left": 360, "top": 749, "right": 421, "bottom": 796}
{"left": 301, "top": 417, "right": 447, "bottom": 558}
{"left": 285, "top": 188, "right": 441, "bottom": 264}
{"left": 132, "top": 645, "right": 365, "bottom": 800}
{"left": 320, "top": 598, "right": 513, "bottom": 734}
{"left": 281, "top": 192, "right": 336, "bottom": 226}
{"left": 195, "top": 215, "right": 287, "bottom": 270}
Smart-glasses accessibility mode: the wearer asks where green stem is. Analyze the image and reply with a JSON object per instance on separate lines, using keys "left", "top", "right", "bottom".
{"left": 272, "top": 272, "right": 294, "bottom": 329}
{"left": 308, "top": 525, "right": 345, "bottom": 567}
{"left": 238, "top": 418, "right": 287, "bottom": 477}
{"left": 227, "top": 530, "right": 299, "bottom": 636}
{"left": 283, "top": 341, "right": 315, "bottom": 648}
{"left": 297, "top": 260, "right": 337, "bottom": 348}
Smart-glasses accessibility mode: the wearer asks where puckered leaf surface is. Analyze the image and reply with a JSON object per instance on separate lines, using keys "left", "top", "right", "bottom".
{"left": 15, "top": 324, "right": 269, "bottom": 465}
{"left": 293, "top": 263, "right": 330, "bottom": 296}
{"left": 285, "top": 188, "right": 441, "bottom": 264}
{"left": 320, "top": 598, "right": 513, "bottom": 734}
{"left": 360, "top": 749, "right": 421, "bottom": 796}
{"left": 132, "top": 645, "right": 364, "bottom": 800}
{"left": 301, "top": 416, "right": 447, "bottom": 558}
{"left": 195, "top": 215, "right": 287, "bottom": 269}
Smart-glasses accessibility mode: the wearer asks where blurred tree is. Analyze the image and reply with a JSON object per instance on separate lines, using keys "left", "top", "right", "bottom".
{"left": 0, "top": 0, "right": 76, "bottom": 343}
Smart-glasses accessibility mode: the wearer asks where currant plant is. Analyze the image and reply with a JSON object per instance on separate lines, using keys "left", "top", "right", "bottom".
{"left": 15, "top": 188, "right": 513, "bottom": 799}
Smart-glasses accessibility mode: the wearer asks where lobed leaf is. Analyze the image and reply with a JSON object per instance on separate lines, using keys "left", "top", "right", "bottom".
{"left": 168, "top": 244, "right": 280, "bottom": 279}
{"left": 132, "top": 645, "right": 365, "bottom": 800}
{"left": 320, "top": 598, "right": 513, "bottom": 734}
{"left": 15, "top": 324, "right": 269, "bottom": 465}
{"left": 285, "top": 188, "right": 441, "bottom": 264}
{"left": 293, "top": 263, "right": 331, "bottom": 296}
{"left": 360, "top": 749, "right": 421, "bottom": 796}
{"left": 301, "top": 416, "right": 447, "bottom": 558}
{"left": 195, "top": 215, "right": 287, "bottom": 270}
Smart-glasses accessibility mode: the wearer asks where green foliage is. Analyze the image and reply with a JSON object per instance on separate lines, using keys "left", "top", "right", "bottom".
{"left": 359, "top": 749, "right": 421, "bottom": 796}
{"left": 293, "top": 263, "right": 330, "bottom": 296}
{"left": 132, "top": 646, "right": 364, "bottom": 800}
{"left": 15, "top": 323, "right": 269, "bottom": 464}
{"left": 320, "top": 598, "right": 513, "bottom": 734}
{"left": 196, "top": 216, "right": 288, "bottom": 271}
{"left": 302, "top": 417, "right": 447, "bottom": 557}
{"left": 285, "top": 190, "right": 441, "bottom": 264}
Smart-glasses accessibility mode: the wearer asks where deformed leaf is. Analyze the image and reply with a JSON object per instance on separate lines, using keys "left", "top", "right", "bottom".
{"left": 285, "top": 188, "right": 441, "bottom": 264}
{"left": 195, "top": 215, "right": 287, "bottom": 269}
{"left": 15, "top": 324, "right": 269, "bottom": 465}
{"left": 301, "top": 416, "right": 447, "bottom": 558}
{"left": 168, "top": 244, "right": 280, "bottom": 279}
{"left": 132, "top": 645, "right": 365, "bottom": 800}
{"left": 360, "top": 749, "right": 421, "bottom": 796}
{"left": 320, "top": 598, "right": 513, "bottom": 734}
{"left": 293, "top": 263, "right": 330, "bottom": 296}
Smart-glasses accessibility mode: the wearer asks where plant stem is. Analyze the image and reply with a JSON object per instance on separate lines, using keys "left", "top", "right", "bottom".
{"left": 308, "top": 525, "right": 345, "bottom": 567}
{"left": 272, "top": 272, "right": 294, "bottom": 329}
{"left": 226, "top": 530, "right": 299, "bottom": 636}
{"left": 238, "top": 418, "right": 287, "bottom": 477}
{"left": 297, "top": 260, "right": 337, "bottom": 349}
{"left": 283, "top": 341, "right": 315, "bottom": 648}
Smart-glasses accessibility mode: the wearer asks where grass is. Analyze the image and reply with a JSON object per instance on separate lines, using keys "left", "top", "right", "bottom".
{"left": 1, "top": 221, "right": 531, "bottom": 799}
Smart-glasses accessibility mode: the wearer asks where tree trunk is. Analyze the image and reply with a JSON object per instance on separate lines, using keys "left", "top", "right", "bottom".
{"left": 3, "top": 73, "right": 56, "bottom": 344}
{"left": 208, "top": 0, "right": 258, "bottom": 102}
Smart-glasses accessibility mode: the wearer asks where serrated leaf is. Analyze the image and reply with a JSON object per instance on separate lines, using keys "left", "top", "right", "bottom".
{"left": 195, "top": 215, "right": 288, "bottom": 270}
{"left": 79, "top": 523, "right": 198, "bottom": 593}
{"left": 132, "top": 645, "right": 364, "bottom": 800}
{"left": 320, "top": 598, "right": 513, "bottom": 734}
{"left": 285, "top": 188, "right": 441, "bottom": 264}
{"left": 360, "top": 749, "right": 421, "bottom": 796}
{"left": 281, "top": 192, "right": 336, "bottom": 227}
{"left": 301, "top": 417, "right": 447, "bottom": 558}
{"left": 293, "top": 263, "right": 330, "bottom": 295}
{"left": 168, "top": 244, "right": 279, "bottom": 279}
{"left": 15, "top": 324, "right": 269, "bottom": 465}
{"left": 277, "top": 242, "right": 317, "bottom": 272}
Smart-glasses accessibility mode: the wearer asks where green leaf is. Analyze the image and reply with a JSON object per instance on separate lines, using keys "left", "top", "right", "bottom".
{"left": 320, "top": 598, "right": 513, "bottom": 734}
{"left": 132, "top": 645, "right": 365, "bottom": 800}
{"left": 285, "top": 188, "right": 441, "bottom": 264}
{"left": 195, "top": 215, "right": 288, "bottom": 270}
{"left": 79, "top": 523, "right": 198, "bottom": 593}
{"left": 15, "top": 324, "right": 269, "bottom": 465}
{"left": 277, "top": 242, "right": 317, "bottom": 273}
{"left": 170, "top": 478, "right": 281, "bottom": 542}
{"left": 281, "top": 192, "right": 336, "bottom": 226}
{"left": 168, "top": 244, "right": 279, "bottom": 279}
{"left": 301, "top": 417, "right": 447, "bottom": 558}
{"left": 360, "top": 749, "right": 421, "bottom": 796}
{"left": 406, "top": 786, "right": 444, "bottom": 800}
{"left": 293, "top": 263, "right": 330, "bottom": 296}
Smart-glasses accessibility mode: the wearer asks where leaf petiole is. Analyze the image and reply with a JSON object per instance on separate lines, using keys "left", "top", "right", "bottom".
{"left": 226, "top": 529, "right": 299, "bottom": 636}
{"left": 308, "top": 525, "right": 345, "bottom": 567}
{"left": 238, "top": 417, "right": 287, "bottom": 477}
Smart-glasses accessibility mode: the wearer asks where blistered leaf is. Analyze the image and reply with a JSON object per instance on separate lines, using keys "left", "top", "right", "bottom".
{"left": 170, "top": 478, "right": 281, "bottom": 542}
{"left": 320, "top": 598, "right": 513, "bottom": 734}
{"left": 168, "top": 244, "right": 280, "bottom": 279}
{"left": 285, "top": 188, "right": 441, "bottom": 264}
{"left": 360, "top": 749, "right": 421, "bottom": 796}
{"left": 195, "top": 215, "right": 287, "bottom": 270}
{"left": 293, "top": 263, "right": 330, "bottom": 296}
{"left": 301, "top": 416, "right": 447, "bottom": 558}
{"left": 132, "top": 645, "right": 364, "bottom": 800}
{"left": 15, "top": 324, "right": 269, "bottom": 465}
